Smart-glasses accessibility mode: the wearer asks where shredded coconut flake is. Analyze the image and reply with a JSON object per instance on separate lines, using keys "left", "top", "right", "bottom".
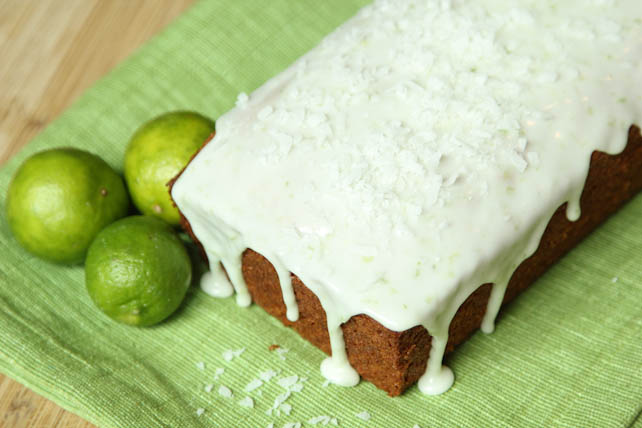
{"left": 245, "top": 378, "right": 264, "bottom": 392}
{"left": 238, "top": 396, "right": 254, "bottom": 408}
{"left": 196, "top": 408, "right": 204, "bottom": 416}
{"left": 356, "top": 411, "right": 371, "bottom": 421}
{"left": 214, "top": 367, "right": 225, "bottom": 379}
{"left": 280, "top": 403, "right": 292, "bottom": 415}
{"left": 195, "top": 361, "right": 205, "bottom": 371}
{"left": 218, "top": 385, "right": 233, "bottom": 398}
{"left": 266, "top": 391, "right": 291, "bottom": 416}
{"left": 277, "top": 375, "right": 299, "bottom": 389}
{"left": 236, "top": 92, "right": 249, "bottom": 108}
{"left": 259, "top": 369, "right": 278, "bottom": 382}
{"left": 275, "top": 347, "right": 289, "bottom": 360}
{"left": 223, "top": 348, "right": 246, "bottom": 362}
{"left": 290, "top": 382, "right": 304, "bottom": 393}
{"left": 611, "top": 276, "right": 619, "bottom": 283}
{"left": 308, "top": 416, "right": 332, "bottom": 425}
{"left": 204, "top": 384, "right": 213, "bottom": 393}
{"left": 258, "top": 105, "right": 274, "bottom": 121}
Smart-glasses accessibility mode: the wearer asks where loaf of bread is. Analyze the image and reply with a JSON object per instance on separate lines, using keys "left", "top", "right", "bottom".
{"left": 173, "top": 126, "right": 642, "bottom": 396}
{"left": 170, "top": 0, "right": 642, "bottom": 395}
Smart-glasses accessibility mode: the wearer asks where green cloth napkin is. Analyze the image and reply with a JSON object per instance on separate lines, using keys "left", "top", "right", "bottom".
{"left": 1, "top": 1, "right": 641, "bottom": 427}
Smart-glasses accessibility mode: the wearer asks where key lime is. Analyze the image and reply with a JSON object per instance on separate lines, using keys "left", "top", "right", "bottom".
{"left": 124, "top": 111, "right": 215, "bottom": 226}
{"left": 6, "top": 148, "right": 129, "bottom": 264}
{"left": 84, "top": 215, "right": 192, "bottom": 326}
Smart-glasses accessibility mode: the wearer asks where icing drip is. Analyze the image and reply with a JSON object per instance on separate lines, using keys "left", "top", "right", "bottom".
{"left": 320, "top": 307, "right": 360, "bottom": 387}
{"left": 172, "top": 0, "right": 642, "bottom": 395}
{"left": 418, "top": 329, "right": 454, "bottom": 395}
{"left": 201, "top": 258, "right": 234, "bottom": 298}
{"left": 481, "top": 279, "right": 509, "bottom": 334}
{"left": 221, "top": 254, "right": 251, "bottom": 307}
{"left": 566, "top": 197, "right": 582, "bottom": 223}
{"left": 268, "top": 254, "right": 300, "bottom": 321}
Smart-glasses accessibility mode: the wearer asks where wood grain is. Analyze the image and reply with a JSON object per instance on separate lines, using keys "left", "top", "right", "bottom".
{"left": 0, "top": 0, "right": 194, "bottom": 426}
{"left": 0, "top": 0, "right": 194, "bottom": 165}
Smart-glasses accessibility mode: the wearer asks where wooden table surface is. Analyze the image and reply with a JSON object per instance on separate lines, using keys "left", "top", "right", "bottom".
{"left": 0, "top": 1, "right": 194, "bottom": 426}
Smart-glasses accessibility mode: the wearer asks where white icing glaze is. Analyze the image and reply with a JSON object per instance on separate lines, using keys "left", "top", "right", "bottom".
{"left": 200, "top": 259, "right": 234, "bottom": 298}
{"left": 172, "top": 0, "right": 642, "bottom": 394}
{"left": 269, "top": 254, "right": 299, "bottom": 322}
{"left": 320, "top": 324, "right": 360, "bottom": 387}
{"left": 418, "top": 330, "right": 454, "bottom": 395}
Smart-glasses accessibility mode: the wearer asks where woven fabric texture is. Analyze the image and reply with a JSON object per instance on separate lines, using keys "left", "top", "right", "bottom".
{"left": 1, "top": 1, "right": 641, "bottom": 427}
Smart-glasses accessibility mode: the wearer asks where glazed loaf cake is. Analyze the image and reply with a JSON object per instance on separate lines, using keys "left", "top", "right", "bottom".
{"left": 170, "top": 0, "right": 642, "bottom": 395}
{"left": 173, "top": 126, "right": 642, "bottom": 396}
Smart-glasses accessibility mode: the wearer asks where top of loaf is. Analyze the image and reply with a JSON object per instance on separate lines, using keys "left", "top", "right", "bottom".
{"left": 172, "top": 0, "right": 642, "bottom": 334}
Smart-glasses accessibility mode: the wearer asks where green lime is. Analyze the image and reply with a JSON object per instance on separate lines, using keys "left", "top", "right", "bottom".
{"left": 84, "top": 215, "right": 192, "bottom": 326}
{"left": 124, "top": 111, "right": 215, "bottom": 226}
{"left": 6, "top": 148, "right": 129, "bottom": 264}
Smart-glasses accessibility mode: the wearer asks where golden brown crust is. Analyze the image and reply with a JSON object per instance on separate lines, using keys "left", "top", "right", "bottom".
{"left": 172, "top": 125, "right": 642, "bottom": 396}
